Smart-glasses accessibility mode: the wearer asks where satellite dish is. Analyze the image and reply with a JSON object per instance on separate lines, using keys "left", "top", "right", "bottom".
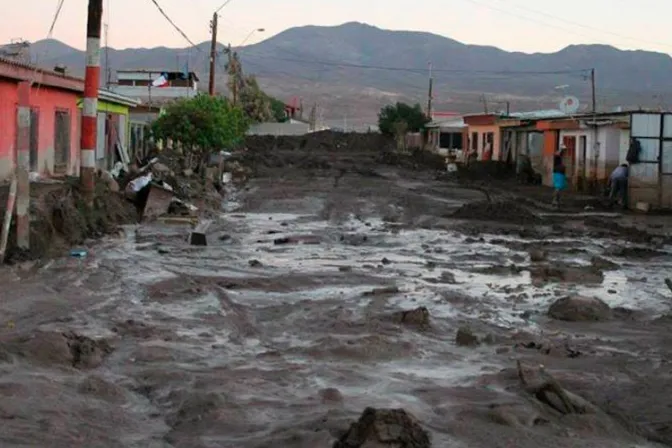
{"left": 559, "top": 96, "right": 580, "bottom": 114}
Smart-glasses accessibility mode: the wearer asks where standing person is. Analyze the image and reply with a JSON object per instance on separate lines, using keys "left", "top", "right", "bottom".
{"left": 552, "top": 145, "right": 567, "bottom": 207}
{"left": 609, "top": 163, "right": 629, "bottom": 209}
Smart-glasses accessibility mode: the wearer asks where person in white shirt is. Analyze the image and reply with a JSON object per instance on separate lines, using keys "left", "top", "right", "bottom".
{"left": 609, "top": 163, "right": 629, "bottom": 208}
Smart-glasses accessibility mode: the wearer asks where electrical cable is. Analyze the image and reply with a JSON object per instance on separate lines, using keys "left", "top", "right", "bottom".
{"left": 148, "top": 0, "right": 202, "bottom": 51}
{"left": 48, "top": 0, "right": 66, "bottom": 38}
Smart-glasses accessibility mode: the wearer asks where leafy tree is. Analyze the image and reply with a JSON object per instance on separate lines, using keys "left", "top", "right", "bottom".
{"left": 152, "top": 94, "right": 248, "bottom": 171}
{"left": 378, "top": 102, "right": 430, "bottom": 137}
{"left": 269, "top": 96, "right": 288, "bottom": 122}
{"left": 227, "top": 51, "right": 287, "bottom": 123}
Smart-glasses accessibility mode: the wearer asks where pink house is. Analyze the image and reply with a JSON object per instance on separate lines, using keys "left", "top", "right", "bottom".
{"left": 0, "top": 57, "right": 84, "bottom": 181}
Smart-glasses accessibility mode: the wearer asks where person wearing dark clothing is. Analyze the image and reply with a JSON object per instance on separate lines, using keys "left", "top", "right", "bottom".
{"left": 552, "top": 146, "right": 567, "bottom": 207}
{"left": 609, "top": 163, "right": 629, "bottom": 209}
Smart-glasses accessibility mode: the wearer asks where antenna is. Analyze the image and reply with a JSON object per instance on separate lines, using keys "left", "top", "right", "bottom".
{"left": 559, "top": 95, "right": 580, "bottom": 115}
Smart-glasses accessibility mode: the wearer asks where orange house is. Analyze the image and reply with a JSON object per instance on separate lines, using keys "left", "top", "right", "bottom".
{"left": 462, "top": 114, "right": 504, "bottom": 161}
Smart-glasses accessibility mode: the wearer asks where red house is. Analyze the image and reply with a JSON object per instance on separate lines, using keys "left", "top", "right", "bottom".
{"left": 0, "top": 57, "right": 83, "bottom": 181}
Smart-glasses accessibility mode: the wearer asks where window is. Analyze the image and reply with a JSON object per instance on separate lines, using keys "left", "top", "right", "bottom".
{"left": 54, "top": 110, "right": 70, "bottom": 171}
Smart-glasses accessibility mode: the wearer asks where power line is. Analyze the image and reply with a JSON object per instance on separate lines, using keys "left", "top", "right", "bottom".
{"left": 241, "top": 52, "right": 590, "bottom": 75}
{"left": 496, "top": 0, "right": 672, "bottom": 50}
{"left": 47, "top": 0, "right": 66, "bottom": 38}
{"left": 148, "top": 0, "right": 202, "bottom": 50}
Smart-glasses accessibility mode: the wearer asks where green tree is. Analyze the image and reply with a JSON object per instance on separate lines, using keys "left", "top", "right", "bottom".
{"left": 378, "top": 102, "right": 430, "bottom": 137}
{"left": 269, "top": 96, "right": 288, "bottom": 122}
{"left": 152, "top": 94, "right": 248, "bottom": 171}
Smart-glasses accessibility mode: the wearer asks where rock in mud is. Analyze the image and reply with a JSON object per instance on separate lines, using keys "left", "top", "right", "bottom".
{"left": 456, "top": 326, "right": 480, "bottom": 347}
{"left": 249, "top": 259, "right": 263, "bottom": 268}
{"left": 363, "top": 286, "right": 400, "bottom": 297}
{"left": 391, "top": 307, "right": 431, "bottom": 328}
{"left": 320, "top": 388, "right": 344, "bottom": 405}
{"left": 334, "top": 407, "right": 431, "bottom": 448}
{"left": 531, "top": 265, "right": 604, "bottom": 285}
{"left": 548, "top": 296, "right": 613, "bottom": 322}
{"left": 591, "top": 256, "right": 619, "bottom": 271}
{"left": 64, "top": 331, "right": 114, "bottom": 369}
{"left": 528, "top": 248, "right": 547, "bottom": 262}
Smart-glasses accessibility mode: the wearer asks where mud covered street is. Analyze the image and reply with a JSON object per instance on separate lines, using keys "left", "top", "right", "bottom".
{"left": 1, "top": 134, "right": 672, "bottom": 447}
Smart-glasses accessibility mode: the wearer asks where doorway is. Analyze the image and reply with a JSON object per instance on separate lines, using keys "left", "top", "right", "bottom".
{"left": 29, "top": 108, "right": 39, "bottom": 172}
{"left": 562, "top": 135, "right": 577, "bottom": 189}
{"left": 577, "top": 135, "right": 588, "bottom": 191}
{"left": 54, "top": 109, "right": 70, "bottom": 173}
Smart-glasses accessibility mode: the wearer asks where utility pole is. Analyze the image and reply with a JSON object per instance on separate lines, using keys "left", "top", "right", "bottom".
{"left": 590, "top": 68, "right": 596, "bottom": 114}
{"left": 481, "top": 94, "right": 489, "bottom": 113}
{"left": 208, "top": 12, "right": 218, "bottom": 96}
{"left": 427, "top": 62, "right": 433, "bottom": 119}
{"left": 81, "top": 0, "right": 103, "bottom": 206}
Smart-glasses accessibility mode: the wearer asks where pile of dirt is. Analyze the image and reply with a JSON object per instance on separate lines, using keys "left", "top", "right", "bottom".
{"left": 451, "top": 199, "right": 541, "bottom": 225}
{"left": 456, "top": 161, "right": 516, "bottom": 182}
{"left": 237, "top": 131, "right": 445, "bottom": 176}
{"left": 4, "top": 179, "right": 137, "bottom": 262}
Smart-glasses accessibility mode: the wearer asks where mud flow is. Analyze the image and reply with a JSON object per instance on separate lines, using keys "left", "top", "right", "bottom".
{"left": 1, "top": 133, "right": 672, "bottom": 448}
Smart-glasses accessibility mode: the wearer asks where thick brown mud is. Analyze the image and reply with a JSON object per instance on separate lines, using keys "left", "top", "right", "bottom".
{"left": 1, "top": 133, "right": 672, "bottom": 447}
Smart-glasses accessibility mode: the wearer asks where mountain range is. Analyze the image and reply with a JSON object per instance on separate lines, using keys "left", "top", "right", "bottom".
{"left": 8, "top": 22, "right": 672, "bottom": 127}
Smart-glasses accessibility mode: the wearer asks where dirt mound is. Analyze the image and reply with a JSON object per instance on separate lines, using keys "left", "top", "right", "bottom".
{"left": 457, "top": 161, "right": 515, "bottom": 182}
{"left": 237, "top": 131, "right": 444, "bottom": 177}
{"left": 3, "top": 180, "right": 137, "bottom": 262}
{"left": 451, "top": 199, "right": 541, "bottom": 225}
{"left": 548, "top": 296, "right": 613, "bottom": 322}
{"left": 335, "top": 407, "right": 431, "bottom": 448}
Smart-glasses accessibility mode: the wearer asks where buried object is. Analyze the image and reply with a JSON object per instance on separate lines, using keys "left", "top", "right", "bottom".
{"left": 189, "top": 219, "right": 213, "bottom": 246}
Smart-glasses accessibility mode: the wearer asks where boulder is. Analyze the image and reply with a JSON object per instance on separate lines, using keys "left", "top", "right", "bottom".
{"left": 548, "top": 296, "right": 613, "bottom": 322}
{"left": 528, "top": 248, "right": 547, "bottom": 263}
{"left": 334, "top": 407, "right": 431, "bottom": 448}
{"left": 456, "top": 326, "right": 480, "bottom": 347}
{"left": 391, "top": 307, "right": 430, "bottom": 328}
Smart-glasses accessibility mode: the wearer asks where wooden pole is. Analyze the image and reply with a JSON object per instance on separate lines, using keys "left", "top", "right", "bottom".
{"left": 209, "top": 12, "right": 218, "bottom": 96}
{"left": 0, "top": 174, "right": 18, "bottom": 263}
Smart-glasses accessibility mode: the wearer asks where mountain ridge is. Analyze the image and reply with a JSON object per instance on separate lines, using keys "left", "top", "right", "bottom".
{"left": 7, "top": 22, "right": 672, "bottom": 125}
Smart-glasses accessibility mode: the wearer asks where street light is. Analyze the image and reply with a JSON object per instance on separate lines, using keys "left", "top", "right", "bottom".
{"left": 239, "top": 28, "right": 265, "bottom": 47}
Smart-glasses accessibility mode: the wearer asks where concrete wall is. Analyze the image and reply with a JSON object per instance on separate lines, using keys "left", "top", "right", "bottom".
{"left": 110, "top": 85, "right": 196, "bottom": 101}
{"left": 467, "top": 125, "right": 501, "bottom": 160}
{"left": 0, "top": 79, "right": 80, "bottom": 181}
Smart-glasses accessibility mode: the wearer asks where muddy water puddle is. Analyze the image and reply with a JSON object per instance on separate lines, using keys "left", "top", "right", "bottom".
{"left": 1, "top": 199, "right": 672, "bottom": 446}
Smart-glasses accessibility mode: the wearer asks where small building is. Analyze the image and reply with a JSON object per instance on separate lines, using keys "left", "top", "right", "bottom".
{"left": 77, "top": 89, "right": 140, "bottom": 170}
{"left": 110, "top": 69, "right": 199, "bottom": 104}
{"left": 0, "top": 57, "right": 82, "bottom": 180}
{"left": 426, "top": 117, "right": 466, "bottom": 156}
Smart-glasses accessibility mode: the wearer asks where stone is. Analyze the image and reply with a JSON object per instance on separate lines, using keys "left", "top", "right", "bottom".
{"left": 319, "top": 388, "right": 344, "bottom": 404}
{"left": 334, "top": 407, "right": 431, "bottom": 448}
{"left": 456, "top": 326, "right": 480, "bottom": 347}
{"left": 548, "top": 296, "right": 613, "bottom": 322}
{"left": 391, "top": 307, "right": 431, "bottom": 328}
{"left": 591, "top": 256, "right": 619, "bottom": 271}
{"left": 249, "top": 259, "right": 263, "bottom": 268}
{"left": 528, "top": 248, "right": 547, "bottom": 262}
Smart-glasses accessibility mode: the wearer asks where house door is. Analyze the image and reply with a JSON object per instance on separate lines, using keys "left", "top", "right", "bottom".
{"left": 562, "top": 135, "right": 577, "bottom": 189}
{"left": 54, "top": 110, "right": 70, "bottom": 173}
{"left": 630, "top": 113, "right": 667, "bottom": 207}
{"left": 29, "top": 108, "right": 39, "bottom": 172}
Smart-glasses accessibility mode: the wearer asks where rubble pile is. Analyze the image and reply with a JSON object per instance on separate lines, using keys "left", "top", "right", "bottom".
{"left": 334, "top": 407, "right": 432, "bottom": 448}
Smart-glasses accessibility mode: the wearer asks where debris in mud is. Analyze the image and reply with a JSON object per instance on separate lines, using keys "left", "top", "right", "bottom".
{"left": 334, "top": 407, "right": 431, "bottom": 448}
{"left": 391, "top": 307, "right": 431, "bottom": 328}
{"left": 363, "top": 286, "right": 400, "bottom": 297}
{"left": 528, "top": 248, "right": 547, "bottom": 262}
{"left": 548, "top": 296, "right": 613, "bottom": 322}
{"left": 666, "top": 278, "right": 672, "bottom": 294}
{"left": 515, "top": 340, "right": 583, "bottom": 358}
{"left": 451, "top": 200, "right": 541, "bottom": 225}
{"left": 249, "top": 259, "right": 263, "bottom": 268}
{"left": 530, "top": 265, "right": 604, "bottom": 286}
{"left": 591, "top": 256, "right": 619, "bottom": 271}
{"left": 320, "top": 388, "right": 344, "bottom": 405}
{"left": 3, "top": 331, "right": 113, "bottom": 369}
{"left": 456, "top": 326, "right": 480, "bottom": 347}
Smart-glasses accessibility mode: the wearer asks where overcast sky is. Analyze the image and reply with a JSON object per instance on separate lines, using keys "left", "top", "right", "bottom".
{"left": 1, "top": 0, "right": 670, "bottom": 55}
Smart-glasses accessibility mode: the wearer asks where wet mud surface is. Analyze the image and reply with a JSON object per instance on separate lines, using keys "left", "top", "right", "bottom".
{"left": 2, "top": 155, "right": 672, "bottom": 446}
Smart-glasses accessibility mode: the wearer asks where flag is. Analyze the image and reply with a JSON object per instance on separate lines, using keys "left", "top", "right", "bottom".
{"left": 151, "top": 73, "right": 169, "bottom": 88}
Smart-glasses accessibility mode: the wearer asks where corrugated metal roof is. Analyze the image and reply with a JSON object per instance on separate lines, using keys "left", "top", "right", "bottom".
{"left": 427, "top": 117, "right": 466, "bottom": 129}
{"left": 508, "top": 109, "right": 568, "bottom": 119}
{"left": 0, "top": 56, "right": 84, "bottom": 86}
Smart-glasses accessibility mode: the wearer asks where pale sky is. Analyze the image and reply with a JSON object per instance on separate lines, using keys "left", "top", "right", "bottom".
{"left": 1, "top": 0, "right": 671, "bottom": 55}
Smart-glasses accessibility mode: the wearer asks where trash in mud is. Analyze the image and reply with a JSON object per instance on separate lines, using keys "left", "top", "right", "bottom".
{"left": 363, "top": 286, "right": 400, "bottom": 297}
{"left": 334, "top": 407, "right": 431, "bottom": 448}
{"left": 70, "top": 249, "right": 87, "bottom": 258}
{"left": 548, "top": 296, "right": 613, "bottom": 322}
{"left": 451, "top": 200, "right": 541, "bottom": 225}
